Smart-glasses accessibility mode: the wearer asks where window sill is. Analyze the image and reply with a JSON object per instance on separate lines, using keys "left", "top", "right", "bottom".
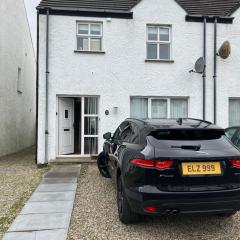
{"left": 145, "top": 59, "right": 174, "bottom": 63}
{"left": 74, "top": 50, "right": 106, "bottom": 54}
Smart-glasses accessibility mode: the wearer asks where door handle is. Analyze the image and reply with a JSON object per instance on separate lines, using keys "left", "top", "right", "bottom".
{"left": 64, "top": 129, "right": 70, "bottom": 132}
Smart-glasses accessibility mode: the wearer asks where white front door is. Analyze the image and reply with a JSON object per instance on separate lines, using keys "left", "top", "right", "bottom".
{"left": 59, "top": 98, "right": 74, "bottom": 155}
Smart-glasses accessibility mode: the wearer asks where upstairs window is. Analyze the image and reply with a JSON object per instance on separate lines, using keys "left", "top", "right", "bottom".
{"left": 77, "top": 22, "right": 102, "bottom": 52}
{"left": 147, "top": 25, "right": 171, "bottom": 60}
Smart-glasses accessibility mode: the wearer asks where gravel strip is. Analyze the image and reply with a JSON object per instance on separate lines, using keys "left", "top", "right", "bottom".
{"left": 68, "top": 164, "right": 240, "bottom": 240}
{"left": 0, "top": 147, "right": 49, "bottom": 238}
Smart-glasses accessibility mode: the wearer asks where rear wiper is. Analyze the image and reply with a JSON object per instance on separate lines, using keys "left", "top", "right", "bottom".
{"left": 171, "top": 145, "right": 201, "bottom": 151}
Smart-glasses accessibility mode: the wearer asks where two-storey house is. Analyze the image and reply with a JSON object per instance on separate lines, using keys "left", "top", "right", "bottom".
{"left": 36, "top": 0, "right": 240, "bottom": 164}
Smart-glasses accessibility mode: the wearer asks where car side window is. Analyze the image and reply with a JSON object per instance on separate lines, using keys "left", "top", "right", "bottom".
{"left": 225, "top": 128, "right": 238, "bottom": 140}
{"left": 130, "top": 123, "right": 139, "bottom": 144}
{"left": 113, "top": 127, "right": 121, "bottom": 140}
{"left": 113, "top": 121, "right": 129, "bottom": 140}
{"left": 233, "top": 131, "right": 240, "bottom": 148}
{"left": 120, "top": 122, "right": 139, "bottom": 144}
{"left": 120, "top": 124, "right": 133, "bottom": 142}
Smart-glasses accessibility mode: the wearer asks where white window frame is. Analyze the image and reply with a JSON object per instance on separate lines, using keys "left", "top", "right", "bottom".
{"left": 76, "top": 22, "right": 103, "bottom": 52}
{"left": 81, "top": 97, "right": 99, "bottom": 155}
{"left": 130, "top": 97, "right": 188, "bottom": 119}
{"left": 146, "top": 25, "right": 172, "bottom": 60}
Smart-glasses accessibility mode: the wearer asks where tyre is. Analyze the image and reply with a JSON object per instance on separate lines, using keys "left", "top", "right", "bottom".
{"left": 97, "top": 152, "right": 111, "bottom": 178}
{"left": 117, "top": 175, "right": 141, "bottom": 224}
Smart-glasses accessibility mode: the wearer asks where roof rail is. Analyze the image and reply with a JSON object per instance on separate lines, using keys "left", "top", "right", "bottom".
{"left": 177, "top": 118, "right": 213, "bottom": 125}
{"left": 126, "top": 118, "right": 147, "bottom": 124}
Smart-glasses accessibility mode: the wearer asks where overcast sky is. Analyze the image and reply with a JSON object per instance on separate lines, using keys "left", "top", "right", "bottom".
{"left": 24, "top": 0, "right": 40, "bottom": 51}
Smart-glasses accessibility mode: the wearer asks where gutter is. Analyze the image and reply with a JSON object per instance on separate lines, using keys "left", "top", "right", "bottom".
{"left": 213, "top": 18, "right": 218, "bottom": 124}
{"left": 45, "top": 9, "right": 50, "bottom": 164}
{"left": 186, "top": 15, "right": 234, "bottom": 24}
{"left": 37, "top": 7, "right": 133, "bottom": 19}
{"left": 36, "top": 11, "right": 39, "bottom": 164}
{"left": 202, "top": 18, "right": 207, "bottom": 120}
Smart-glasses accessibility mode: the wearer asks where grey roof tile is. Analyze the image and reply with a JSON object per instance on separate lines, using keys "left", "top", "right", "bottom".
{"left": 37, "top": 0, "right": 240, "bottom": 16}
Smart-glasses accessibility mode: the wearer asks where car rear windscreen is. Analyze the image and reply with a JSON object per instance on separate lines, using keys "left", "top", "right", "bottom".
{"left": 150, "top": 129, "right": 225, "bottom": 141}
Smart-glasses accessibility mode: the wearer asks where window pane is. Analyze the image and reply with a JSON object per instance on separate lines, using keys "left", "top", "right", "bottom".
{"left": 90, "top": 38, "right": 101, "bottom": 51}
{"left": 159, "top": 28, "right": 169, "bottom": 41}
{"left": 234, "top": 132, "right": 240, "bottom": 148}
{"left": 225, "top": 128, "right": 238, "bottom": 139}
{"left": 229, "top": 99, "right": 240, "bottom": 127}
{"left": 78, "top": 24, "right": 88, "bottom": 34}
{"left": 170, "top": 99, "right": 188, "bottom": 119}
{"left": 84, "top": 117, "right": 98, "bottom": 135}
{"left": 159, "top": 44, "right": 170, "bottom": 60}
{"left": 151, "top": 100, "right": 167, "bottom": 119}
{"left": 148, "top": 27, "right": 158, "bottom": 41}
{"left": 64, "top": 110, "right": 69, "bottom": 119}
{"left": 84, "top": 137, "right": 98, "bottom": 154}
{"left": 147, "top": 44, "right": 157, "bottom": 59}
{"left": 130, "top": 98, "right": 148, "bottom": 119}
{"left": 77, "top": 37, "right": 89, "bottom": 50}
{"left": 90, "top": 24, "right": 101, "bottom": 35}
{"left": 84, "top": 97, "right": 98, "bottom": 114}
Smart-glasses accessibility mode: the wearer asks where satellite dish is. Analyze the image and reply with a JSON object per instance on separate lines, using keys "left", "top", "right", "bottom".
{"left": 194, "top": 57, "right": 205, "bottom": 74}
{"left": 218, "top": 41, "right": 231, "bottom": 59}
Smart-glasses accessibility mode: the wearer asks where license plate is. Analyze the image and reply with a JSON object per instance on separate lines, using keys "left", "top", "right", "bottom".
{"left": 182, "top": 162, "right": 222, "bottom": 176}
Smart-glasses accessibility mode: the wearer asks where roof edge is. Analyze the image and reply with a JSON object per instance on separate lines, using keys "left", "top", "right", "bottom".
{"left": 227, "top": 2, "right": 240, "bottom": 16}
{"left": 37, "top": 7, "right": 133, "bottom": 19}
{"left": 186, "top": 15, "right": 234, "bottom": 24}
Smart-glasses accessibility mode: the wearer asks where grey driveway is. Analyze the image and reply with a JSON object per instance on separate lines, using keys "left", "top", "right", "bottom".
{"left": 68, "top": 165, "right": 240, "bottom": 240}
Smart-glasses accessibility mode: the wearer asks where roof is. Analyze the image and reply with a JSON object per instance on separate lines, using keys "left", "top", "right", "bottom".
{"left": 37, "top": 0, "right": 240, "bottom": 16}
{"left": 127, "top": 118, "right": 222, "bottom": 130}
{"left": 175, "top": 0, "right": 240, "bottom": 16}
{"left": 37, "top": 0, "right": 140, "bottom": 12}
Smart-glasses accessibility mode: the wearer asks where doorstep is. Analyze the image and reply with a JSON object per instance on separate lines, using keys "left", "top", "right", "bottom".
{"left": 49, "top": 156, "right": 97, "bottom": 165}
{"left": 3, "top": 165, "right": 81, "bottom": 240}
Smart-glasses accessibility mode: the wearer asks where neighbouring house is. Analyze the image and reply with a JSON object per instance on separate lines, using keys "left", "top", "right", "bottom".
{"left": 0, "top": 0, "right": 36, "bottom": 157}
{"left": 36, "top": 0, "right": 240, "bottom": 164}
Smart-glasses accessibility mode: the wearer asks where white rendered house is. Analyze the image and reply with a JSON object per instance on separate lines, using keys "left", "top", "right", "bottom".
{"left": 37, "top": 0, "right": 240, "bottom": 164}
{"left": 0, "top": 0, "right": 36, "bottom": 157}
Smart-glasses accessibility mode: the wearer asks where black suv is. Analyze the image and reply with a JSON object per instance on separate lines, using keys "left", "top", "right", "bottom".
{"left": 97, "top": 118, "right": 240, "bottom": 224}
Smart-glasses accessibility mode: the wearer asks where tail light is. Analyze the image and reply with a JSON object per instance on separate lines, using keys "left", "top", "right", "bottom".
{"left": 230, "top": 159, "right": 240, "bottom": 168}
{"left": 131, "top": 158, "right": 173, "bottom": 170}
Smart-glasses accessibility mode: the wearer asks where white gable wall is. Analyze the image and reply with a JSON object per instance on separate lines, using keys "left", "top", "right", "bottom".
{"left": 0, "top": 0, "right": 36, "bottom": 157}
{"left": 38, "top": 0, "right": 240, "bottom": 163}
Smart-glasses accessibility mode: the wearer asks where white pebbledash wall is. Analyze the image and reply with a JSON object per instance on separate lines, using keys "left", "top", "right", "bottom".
{"left": 0, "top": 0, "right": 36, "bottom": 157}
{"left": 38, "top": 0, "right": 240, "bottom": 164}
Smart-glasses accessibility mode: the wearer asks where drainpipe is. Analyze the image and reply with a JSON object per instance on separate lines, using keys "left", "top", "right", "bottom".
{"left": 35, "top": 11, "right": 40, "bottom": 164}
{"left": 213, "top": 17, "right": 218, "bottom": 124}
{"left": 45, "top": 9, "right": 50, "bottom": 163}
{"left": 202, "top": 17, "right": 207, "bottom": 121}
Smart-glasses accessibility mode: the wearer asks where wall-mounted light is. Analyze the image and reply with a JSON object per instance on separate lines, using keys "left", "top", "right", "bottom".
{"left": 106, "top": 18, "right": 112, "bottom": 22}
{"left": 113, "top": 107, "right": 118, "bottom": 114}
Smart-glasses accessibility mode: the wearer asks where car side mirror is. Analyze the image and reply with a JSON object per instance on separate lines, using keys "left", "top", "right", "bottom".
{"left": 103, "top": 132, "right": 112, "bottom": 140}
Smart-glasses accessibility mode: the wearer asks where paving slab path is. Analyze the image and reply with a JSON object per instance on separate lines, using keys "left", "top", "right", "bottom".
{"left": 3, "top": 165, "right": 81, "bottom": 240}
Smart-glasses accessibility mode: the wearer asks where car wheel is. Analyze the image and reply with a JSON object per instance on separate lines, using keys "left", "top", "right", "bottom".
{"left": 97, "top": 152, "right": 111, "bottom": 178}
{"left": 117, "top": 175, "right": 141, "bottom": 224}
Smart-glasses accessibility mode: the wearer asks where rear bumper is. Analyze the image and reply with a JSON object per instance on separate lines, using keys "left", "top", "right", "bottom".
{"left": 125, "top": 185, "right": 240, "bottom": 215}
